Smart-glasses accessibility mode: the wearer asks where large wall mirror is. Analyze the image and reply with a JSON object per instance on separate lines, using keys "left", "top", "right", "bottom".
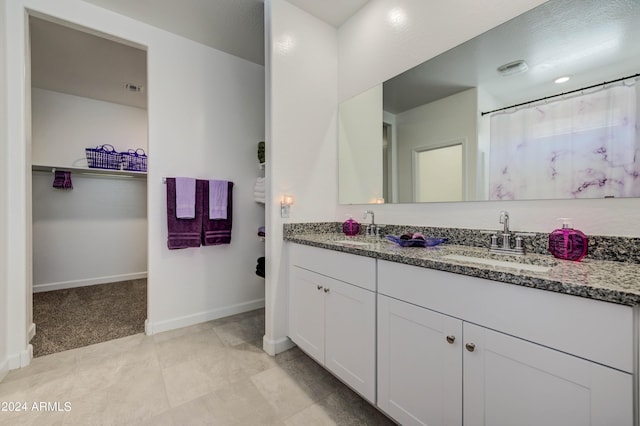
{"left": 338, "top": 0, "right": 640, "bottom": 204}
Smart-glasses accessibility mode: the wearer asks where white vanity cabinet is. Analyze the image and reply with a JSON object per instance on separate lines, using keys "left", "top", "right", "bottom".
{"left": 288, "top": 244, "right": 376, "bottom": 403}
{"left": 377, "top": 294, "right": 463, "bottom": 425}
{"left": 377, "top": 260, "right": 634, "bottom": 426}
{"left": 463, "top": 322, "right": 632, "bottom": 426}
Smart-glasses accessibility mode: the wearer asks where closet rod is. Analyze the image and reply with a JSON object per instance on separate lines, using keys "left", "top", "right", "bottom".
{"left": 32, "top": 165, "right": 146, "bottom": 179}
{"left": 480, "top": 72, "right": 640, "bottom": 116}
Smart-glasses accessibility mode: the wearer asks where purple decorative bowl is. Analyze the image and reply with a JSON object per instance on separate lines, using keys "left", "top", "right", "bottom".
{"left": 386, "top": 235, "right": 448, "bottom": 247}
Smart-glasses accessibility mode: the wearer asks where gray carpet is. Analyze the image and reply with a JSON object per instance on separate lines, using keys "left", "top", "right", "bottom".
{"left": 31, "top": 279, "right": 147, "bottom": 357}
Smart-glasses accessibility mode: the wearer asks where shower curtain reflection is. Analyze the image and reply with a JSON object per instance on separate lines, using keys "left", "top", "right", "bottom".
{"left": 489, "top": 79, "right": 640, "bottom": 200}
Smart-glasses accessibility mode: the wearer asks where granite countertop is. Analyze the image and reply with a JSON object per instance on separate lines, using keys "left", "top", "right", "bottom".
{"left": 285, "top": 233, "right": 640, "bottom": 306}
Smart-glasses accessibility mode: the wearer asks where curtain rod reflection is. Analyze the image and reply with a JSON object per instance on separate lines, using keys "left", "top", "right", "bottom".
{"left": 481, "top": 72, "right": 640, "bottom": 116}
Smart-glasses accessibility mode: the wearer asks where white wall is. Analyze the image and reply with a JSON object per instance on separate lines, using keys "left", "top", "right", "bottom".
{"left": 338, "top": 84, "right": 383, "bottom": 204}
{"left": 264, "top": 0, "right": 338, "bottom": 354}
{"left": 0, "top": 0, "right": 9, "bottom": 381}
{"left": 332, "top": 0, "right": 640, "bottom": 238}
{"left": 266, "top": 0, "right": 640, "bottom": 354}
{"left": 32, "top": 172, "right": 148, "bottom": 291}
{"left": 396, "top": 88, "right": 477, "bottom": 202}
{"left": 3, "top": 0, "right": 265, "bottom": 367}
{"left": 32, "top": 88, "right": 148, "bottom": 166}
{"left": 31, "top": 89, "right": 147, "bottom": 292}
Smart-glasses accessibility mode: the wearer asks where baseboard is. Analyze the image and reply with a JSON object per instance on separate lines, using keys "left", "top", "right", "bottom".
{"left": 32, "top": 272, "right": 148, "bottom": 293}
{"left": 28, "top": 323, "right": 36, "bottom": 342}
{"left": 8, "top": 345, "right": 33, "bottom": 370}
{"left": 0, "top": 357, "right": 9, "bottom": 382}
{"left": 263, "top": 335, "right": 295, "bottom": 356}
{"left": 146, "top": 298, "right": 265, "bottom": 335}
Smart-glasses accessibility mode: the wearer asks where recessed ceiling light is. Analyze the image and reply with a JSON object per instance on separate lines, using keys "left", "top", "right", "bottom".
{"left": 554, "top": 76, "right": 571, "bottom": 84}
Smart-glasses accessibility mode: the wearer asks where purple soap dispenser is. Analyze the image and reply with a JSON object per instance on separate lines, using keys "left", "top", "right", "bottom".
{"left": 548, "top": 218, "right": 588, "bottom": 262}
{"left": 342, "top": 216, "right": 361, "bottom": 236}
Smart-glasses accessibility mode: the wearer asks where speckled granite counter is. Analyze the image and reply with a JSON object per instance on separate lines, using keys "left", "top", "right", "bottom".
{"left": 285, "top": 232, "right": 640, "bottom": 306}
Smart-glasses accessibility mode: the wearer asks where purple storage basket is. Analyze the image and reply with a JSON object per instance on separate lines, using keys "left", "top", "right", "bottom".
{"left": 85, "top": 144, "right": 122, "bottom": 170}
{"left": 121, "top": 148, "right": 148, "bottom": 172}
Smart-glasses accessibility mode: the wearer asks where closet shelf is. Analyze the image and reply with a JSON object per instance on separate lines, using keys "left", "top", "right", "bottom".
{"left": 32, "top": 164, "right": 147, "bottom": 179}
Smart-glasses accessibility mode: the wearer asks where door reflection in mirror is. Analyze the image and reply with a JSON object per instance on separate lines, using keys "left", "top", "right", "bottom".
{"left": 413, "top": 143, "right": 463, "bottom": 202}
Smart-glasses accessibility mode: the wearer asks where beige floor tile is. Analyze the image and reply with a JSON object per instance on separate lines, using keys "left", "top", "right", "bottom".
{"left": 134, "top": 409, "right": 175, "bottom": 426}
{"left": 162, "top": 356, "right": 221, "bottom": 408}
{"left": 250, "top": 364, "right": 317, "bottom": 419}
{"left": 152, "top": 321, "right": 215, "bottom": 344}
{"left": 0, "top": 408, "right": 66, "bottom": 426}
{"left": 170, "top": 378, "right": 283, "bottom": 426}
{"left": 314, "top": 386, "right": 395, "bottom": 425}
{"left": 155, "top": 329, "right": 226, "bottom": 369}
{"left": 277, "top": 353, "right": 342, "bottom": 399}
{"left": 284, "top": 403, "right": 338, "bottom": 426}
{"left": 2, "top": 349, "right": 79, "bottom": 384}
{"left": 63, "top": 364, "right": 169, "bottom": 425}
{"left": 0, "top": 309, "right": 386, "bottom": 425}
{"left": 213, "top": 315, "right": 265, "bottom": 347}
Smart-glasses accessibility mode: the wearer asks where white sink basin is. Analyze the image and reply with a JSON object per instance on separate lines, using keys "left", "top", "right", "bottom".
{"left": 334, "top": 240, "right": 372, "bottom": 247}
{"left": 442, "top": 254, "right": 551, "bottom": 273}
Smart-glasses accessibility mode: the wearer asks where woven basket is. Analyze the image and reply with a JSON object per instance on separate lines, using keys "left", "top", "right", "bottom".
{"left": 121, "top": 148, "right": 147, "bottom": 172}
{"left": 85, "top": 144, "right": 122, "bottom": 170}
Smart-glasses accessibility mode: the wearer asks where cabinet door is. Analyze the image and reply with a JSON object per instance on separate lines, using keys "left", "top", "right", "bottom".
{"left": 378, "top": 294, "right": 463, "bottom": 426}
{"left": 289, "top": 266, "right": 325, "bottom": 363}
{"left": 463, "top": 322, "right": 633, "bottom": 426}
{"left": 324, "top": 277, "right": 376, "bottom": 403}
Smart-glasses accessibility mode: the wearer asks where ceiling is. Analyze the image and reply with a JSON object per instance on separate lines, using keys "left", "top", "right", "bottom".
{"left": 30, "top": 16, "right": 148, "bottom": 109}
{"left": 32, "top": 0, "right": 639, "bottom": 116}
{"left": 383, "top": 0, "right": 640, "bottom": 114}
{"left": 78, "top": 0, "right": 369, "bottom": 65}
{"left": 30, "top": 0, "right": 367, "bottom": 109}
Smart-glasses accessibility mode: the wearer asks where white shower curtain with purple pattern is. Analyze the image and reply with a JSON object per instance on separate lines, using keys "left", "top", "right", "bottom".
{"left": 489, "top": 80, "right": 640, "bottom": 200}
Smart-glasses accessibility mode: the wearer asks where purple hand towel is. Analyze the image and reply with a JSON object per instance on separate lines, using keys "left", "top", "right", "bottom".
{"left": 175, "top": 177, "right": 196, "bottom": 219}
{"left": 202, "top": 180, "right": 233, "bottom": 246}
{"left": 52, "top": 170, "right": 73, "bottom": 189}
{"left": 166, "top": 178, "right": 203, "bottom": 249}
{"left": 209, "top": 180, "right": 228, "bottom": 219}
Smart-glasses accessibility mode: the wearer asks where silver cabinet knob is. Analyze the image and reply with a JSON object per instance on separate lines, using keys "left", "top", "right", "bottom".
{"left": 324, "top": 288, "right": 330, "bottom": 293}
{"left": 446, "top": 335, "right": 455, "bottom": 344}
{"left": 465, "top": 343, "right": 476, "bottom": 352}
{"left": 316, "top": 285, "right": 323, "bottom": 291}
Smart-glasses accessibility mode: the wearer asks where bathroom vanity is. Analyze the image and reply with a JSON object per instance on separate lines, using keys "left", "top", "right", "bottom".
{"left": 285, "top": 230, "right": 639, "bottom": 426}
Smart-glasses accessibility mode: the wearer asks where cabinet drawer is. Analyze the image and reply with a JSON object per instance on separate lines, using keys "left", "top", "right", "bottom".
{"left": 378, "top": 260, "right": 634, "bottom": 373}
{"left": 290, "top": 243, "right": 376, "bottom": 291}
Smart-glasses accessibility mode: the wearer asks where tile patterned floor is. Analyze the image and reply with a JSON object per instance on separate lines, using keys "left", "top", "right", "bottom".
{"left": 0, "top": 309, "right": 395, "bottom": 425}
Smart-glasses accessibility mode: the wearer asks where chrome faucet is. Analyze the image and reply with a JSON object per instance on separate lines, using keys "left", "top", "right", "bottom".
{"left": 499, "top": 211, "right": 509, "bottom": 234}
{"left": 485, "top": 210, "right": 531, "bottom": 255}
{"left": 363, "top": 210, "right": 378, "bottom": 237}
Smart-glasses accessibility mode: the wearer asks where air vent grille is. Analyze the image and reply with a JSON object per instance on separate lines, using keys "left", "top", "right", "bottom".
{"left": 124, "top": 83, "right": 144, "bottom": 93}
{"left": 497, "top": 60, "right": 528, "bottom": 76}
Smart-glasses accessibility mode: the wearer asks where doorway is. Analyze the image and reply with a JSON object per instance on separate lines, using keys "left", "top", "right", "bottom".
{"left": 28, "top": 14, "right": 149, "bottom": 356}
{"left": 412, "top": 141, "right": 464, "bottom": 202}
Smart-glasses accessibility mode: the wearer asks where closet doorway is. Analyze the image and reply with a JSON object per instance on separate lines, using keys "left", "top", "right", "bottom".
{"left": 28, "top": 15, "right": 149, "bottom": 357}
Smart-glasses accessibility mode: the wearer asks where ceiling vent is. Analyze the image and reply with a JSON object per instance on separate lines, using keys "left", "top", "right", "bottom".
{"left": 124, "top": 83, "right": 144, "bottom": 93}
{"left": 497, "top": 60, "right": 528, "bottom": 77}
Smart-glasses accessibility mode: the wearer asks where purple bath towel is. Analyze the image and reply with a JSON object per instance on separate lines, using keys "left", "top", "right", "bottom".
{"left": 175, "top": 177, "right": 196, "bottom": 219}
{"left": 202, "top": 180, "right": 233, "bottom": 245}
{"left": 209, "top": 179, "right": 228, "bottom": 219}
{"left": 166, "top": 178, "right": 203, "bottom": 249}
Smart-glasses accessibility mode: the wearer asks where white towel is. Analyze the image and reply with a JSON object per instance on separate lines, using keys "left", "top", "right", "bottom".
{"left": 175, "top": 177, "right": 196, "bottom": 219}
{"left": 209, "top": 180, "right": 228, "bottom": 220}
